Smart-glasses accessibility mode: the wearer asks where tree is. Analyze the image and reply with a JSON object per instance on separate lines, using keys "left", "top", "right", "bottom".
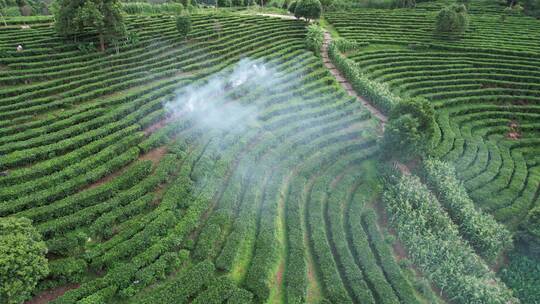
{"left": 381, "top": 98, "right": 435, "bottom": 161}
{"left": 0, "top": 217, "right": 49, "bottom": 304}
{"left": 53, "top": 0, "right": 126, "bottom": 51}
{"left": 523, "top": 0, "right": 540, "bottom": 17}
{"left": 435, "top": 4, "right": 469, "bottom": 37}
{"left": 287, "top": 0, "right": 296, "bottom": 13}
{"left": 175, "top": 15, "right": 191, "bottom": 38}
{"left": 294, "top": 0, "right": 321, "bottom": 21}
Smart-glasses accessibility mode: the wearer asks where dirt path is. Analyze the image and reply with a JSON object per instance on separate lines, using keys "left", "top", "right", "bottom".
{"left": 320, "top": 31, "right": 388, "bottom": 127}
{"left": 25, "top": 284, "right": 79, "bottom": 304}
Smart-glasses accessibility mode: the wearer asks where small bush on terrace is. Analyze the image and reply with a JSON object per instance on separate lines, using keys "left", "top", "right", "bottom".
{"left": 176, "top": 15, "right": 192, "bottom": 38}
{"left": 435, "top": 4, "right": 469, "bottom": 37}
{"left": 294, "top": 0, "right": 322, "bottom": 20}
{"left": 0, "top": 217, "right": 49, "bottom": 304}
{"left": 305, "top": 24, "right": 324, "bottom": 55}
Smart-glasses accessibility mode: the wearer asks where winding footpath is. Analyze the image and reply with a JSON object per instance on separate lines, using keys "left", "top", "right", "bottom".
{"left": 320, "top": 31, "right": 388, "bottom": 126}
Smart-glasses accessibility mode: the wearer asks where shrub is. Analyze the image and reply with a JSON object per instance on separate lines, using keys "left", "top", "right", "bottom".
{"left": 294, "top": 0, "right": 322, "bottom": 20}
{"left": 176, "top": 15, "right": 192, "bottom": 38}
{"left": 381, "top": 98, "right": 435, "bottom": 161}
{"left": 0, "top": 217, "right": 49, "bottom": 304}
{"left": 435, "top": 4, "right": 469, "bottom": 37}
{"left": 305, "top": 24, "right": 324, "bottom": 55}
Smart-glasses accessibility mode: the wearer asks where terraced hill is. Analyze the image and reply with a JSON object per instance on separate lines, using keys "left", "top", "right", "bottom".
{"left": 326, "top": 2, "right": 540, "bottom": 228}
{"left": 1, "top": 13, "right": 427, "bottom": 303}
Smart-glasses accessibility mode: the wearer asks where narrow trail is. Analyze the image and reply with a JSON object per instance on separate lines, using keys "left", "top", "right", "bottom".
{"left": 320, "top": 31, "right": 388, "bottom": 127}
{"left": 252, "top": 14, "right": 388, "bottom": 128}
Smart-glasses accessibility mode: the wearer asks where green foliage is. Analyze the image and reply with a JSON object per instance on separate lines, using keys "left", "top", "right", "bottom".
{"left": 134, "top": 261, "right": 216, "bottom": 303}
{"left": 305, "top": 24, "right": 323, "bottom": 55}
{"left": 47, "top": 257, "right": 88, "bottom": 285}
{"left": 517, "top": 205, "right": 540, "bottom": 258}
{"left": 523, "top": 0, "right": 539, "bottom": 17}
{"left": 294, "top": 0, "right": 321, "bottom": 20}
{"left": 422, "top": 159, "right": 513, "bottom": 263}
{"left": 383, "top": 175, "right": 517, "bottom": 304}
{"left": 435, "top": 4, "right": 469, "bottom": 37}
{"left": 381, "top": 114, "right": 422, "bottom": 161}
{"left": 122, "top": 2, "right": 183, "bottom": 15}
{"left": 381, "top": 98, "right": 435, "bottom": 161}
{"left": 500, "top": 252, "right": 540, "bottom": 303}
{"left": 175, "top": 15, "right": 192, "bottom": 38}
{"left": 53, "top": 0, "right": 126, "bottom": 51}
{"left": 0, "top": 217, "right": 49, "bottom": 304}
{"left": 328, "top": 41, "right": 396, "bottom": 113}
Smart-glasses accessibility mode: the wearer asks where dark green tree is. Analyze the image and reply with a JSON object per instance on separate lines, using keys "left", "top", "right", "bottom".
{"left": 381, "top": 98, "right": 435, "bottom": 161}
{"left": 175, "top": 15, "right": 191, "bottom": 38}
{"left": 0, "top": 217, "right": 49, "bottom": 304}
{"left": 435, "top": 4, "right": 469, "bottom": 37}
{"left": 53, "top": 0, "right": 126, "bottom": 51}
{"left": 294, "top": 0, "right": 321, "bottom": 21}
{"left": 523, "top": 0, "right": 540, "bottom": 17}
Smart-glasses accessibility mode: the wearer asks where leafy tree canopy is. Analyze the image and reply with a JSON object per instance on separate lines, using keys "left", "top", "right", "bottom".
{"left": 175, "top": 15, "right": 192, "bottom": 38}
{"left": 0, "top": 217, "right": 49, "bottom": 304}
{"left": 53, "top": 0, "right": 126, "bottom": 51}
{"left": 435, "top": 3, "right": 469, "bottom": 37}
{"left": 382, "top": 98, "right": 435, "bottom": 161}
{"left": 294, "top": 0, "right": 321, "bottom": 20}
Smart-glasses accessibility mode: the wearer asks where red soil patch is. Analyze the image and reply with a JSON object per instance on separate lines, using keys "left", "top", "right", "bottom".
{"left": 372, "top": 200, "right": 447, "bottom": 301}
{"left": 144, "top": 116, "right": 171, "bottom": 136}
{"left": 82, "top": 167, "right": 126, "bottom": 191}
{"left": 25, "top": 284, "right": 79, "bottom": 304}
{"left": 372, "top": 200, "right": 409, "bottom": 261}
{"left": 393, "top": 161, "right": 411, "bottom": 176}
{"left": 276, "top": 261, "right": 284, "bottom": 287}
{"left": 512, "top": 100, "right": 529, "bottom": 106}
{"left": 491, "top": 253, "right": 509, "bottom": 273}
{"left": 507, "top": 120, "right": 521, "bottom": 140}
{"left": 138, "top": 146, "right": 168, "bottom": 165}
{"left": 81, "top": 147, "right": 167, "bottom": 192}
